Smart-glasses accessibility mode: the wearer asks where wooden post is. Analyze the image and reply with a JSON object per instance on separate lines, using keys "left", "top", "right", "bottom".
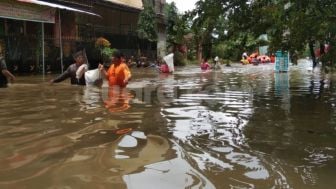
{"left": 59, "top": 9, "right": 64, "bottom": 73}
{"left": 42, "top": 22, "right": 45, "bottom": 77}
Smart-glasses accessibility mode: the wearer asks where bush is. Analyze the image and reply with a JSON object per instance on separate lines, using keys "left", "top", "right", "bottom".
{"left": 213, "top": 43, "right": 241, "bottom": 61}
{"left": 174, "top": 51, "right": 187, "bottom": 66}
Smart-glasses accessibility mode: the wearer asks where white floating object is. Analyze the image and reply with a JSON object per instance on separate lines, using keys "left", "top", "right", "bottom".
{"left": 115, "top": 155, "right": 130, "bottom": 159}
{"left": 163, "top": 53, "right": 174, "bottom": 72}
{"left": 118, "top": 135, "right": 137, "bottom": 148}
{"left": 131, "top": 131, "right": 147, "bottom": 139}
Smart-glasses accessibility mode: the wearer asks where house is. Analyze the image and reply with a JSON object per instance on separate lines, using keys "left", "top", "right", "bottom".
{"left": 0, "top": 0, "right": 166, "bottom": 73}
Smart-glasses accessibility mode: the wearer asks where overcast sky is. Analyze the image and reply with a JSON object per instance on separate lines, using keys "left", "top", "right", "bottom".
{"left": 166, "top": 0, "right": 198, "bottom": 13}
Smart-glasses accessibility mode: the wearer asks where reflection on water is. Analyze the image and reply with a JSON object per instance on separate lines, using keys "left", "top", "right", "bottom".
{"left": 102, "top": 86, "right": 133, "bottom": 112}
{"left": 1, "top": 61, "right": 336, "bottom": 188}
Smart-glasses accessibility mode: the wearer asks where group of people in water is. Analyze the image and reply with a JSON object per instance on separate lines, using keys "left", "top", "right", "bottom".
{"left": 1, "top": 46, "right": 175, "bottom": 89}
{"left": 200, "top": 56, "right": 220, "bottom": 71}
{"left": 48, "top": 49, "right": 133, "bottom": 113}
{"left": 2, "top": 47, "right": 231, "bottom": 89}
{"left": 0, "top": 48, "right": 132, "bottom": 93}
{"left": 49, "top": 49, "right": 132, "bottom": 88}
{"left": 240, "top": 52, "right": 275, "bottom": 65}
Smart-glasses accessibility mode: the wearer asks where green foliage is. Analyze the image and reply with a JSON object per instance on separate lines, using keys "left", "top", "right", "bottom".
{"left": 246, "top": 0, "right": 336, "bottom": 65}
{"left": 101, "top": 47, "right": 115, "bottom": 60}
{"left": 179, "top": 0, "right": 336, "bottom": 67}
{"left": 213, "top": 43, "right": 229, "bottom": 60}
{"left": 187, "top": 0, "right": 224, "bottom": 60}
{"left": 212, "top": 33, "right": 261, "bottom": 61}
{"left": 165, "top": 2, "right": 190, "bottom": 46}
{"left": 137, "top": 1, "right": 157, "bottom": 42}
{"left": 166, "top": 0, "right": 336, "bottom": 67}
{"left": 174, "top": 51, "right": 187, "bottom": 66}
{"left": 165, "top": 2, "right": 178, "bottom": 42}
{"left": 164, "top": 2, "right": 192, "bottom": 66}
{"left": 94, "top": 37, "right": 115, "bottom": 63}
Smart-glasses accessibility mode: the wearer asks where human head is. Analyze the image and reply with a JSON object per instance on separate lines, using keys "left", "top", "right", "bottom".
{"left": 73, "top": 50, "right": 85, "bottom": 65}
{"left": 110, "top": 50, "right": 123, "bottom": 64}
{"left": 75, "top": 55, "right": 84, "bottom": 65}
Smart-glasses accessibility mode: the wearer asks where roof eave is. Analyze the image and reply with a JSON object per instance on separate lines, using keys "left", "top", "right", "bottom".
{"left": 101, "top": 0, "right": 143, "bottom": 11}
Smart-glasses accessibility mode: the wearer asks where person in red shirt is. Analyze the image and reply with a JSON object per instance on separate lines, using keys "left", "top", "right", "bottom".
{"left": 200, "top": 58, "right": 210, "bottom": 70}
{"left": 270, "top": 53, "right": 275, "bottom": 63}
{"left": 160, "top": 62, "right": 170, "bottom": 73}
{"left": 99, "top": 50, "right": 131, "bottom": 88}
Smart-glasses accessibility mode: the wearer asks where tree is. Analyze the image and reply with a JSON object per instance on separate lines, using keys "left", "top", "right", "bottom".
{"left": 165, "top": 2, "right": 179, "bottom": 45}
{"left": 245, "top": 0, "right": 336, "bottom": 68}
{"left": 187, "top": 0, "right": 224, "bottom": 62}
{"left": 165, "top": 2, "right": 189, "bottom": 47}
{"left": 168, "top": 0, "right": 336, "bottom": 68}
{"left": 203, "top": 0, "right": 336, "bottom": 68}
{"left": 137, "top": 0, "right": 157, "bottom": 54}
{"left": 165, "top": 2, "right": 191, "bottom": 65}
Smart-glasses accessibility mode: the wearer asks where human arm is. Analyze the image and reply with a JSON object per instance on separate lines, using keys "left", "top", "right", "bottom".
{"left": 76, "top": 64, "right": 88, "bottom": 79}
{"left": 0, "top": 58, "right": 15, "bottom": 83}
{"left": 2, "top": 70, "right": 15, "bottom": 83}
{"left": 123, "top": 64, "right": 131, "bottom": 85}
{"left": 98, "top": 64, "right": 108, "bottom": 79}
{"left": 50, "top": 67, "right": 70, "bottom": 83}
{"left": 207, "top": 63, "right": 211, "bottom": 69}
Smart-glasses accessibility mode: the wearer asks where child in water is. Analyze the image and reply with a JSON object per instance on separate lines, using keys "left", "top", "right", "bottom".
{"left": 200, "top": 58, "right": 210, "bottom": 70}
{"left": 160, "top": 61, "right": 170, "bottom": 73}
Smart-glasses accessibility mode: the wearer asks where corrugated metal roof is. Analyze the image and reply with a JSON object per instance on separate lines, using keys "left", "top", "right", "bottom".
{"left": 103, "top": 0, "right": 143, "bottom": 10}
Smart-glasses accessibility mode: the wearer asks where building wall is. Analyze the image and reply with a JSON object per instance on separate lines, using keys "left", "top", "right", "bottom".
{"left": 73, "top": 3, "right": 146, "bottom": 62}
{"left": 0, "top": 0, "right": 165, "bottom": 73}
{"left": 76, "top": 6, "right": 139, "bottom": 36}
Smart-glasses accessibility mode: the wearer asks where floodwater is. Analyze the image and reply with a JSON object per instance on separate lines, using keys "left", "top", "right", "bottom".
{"left": 1, "top": 60, "right": 336, "bottom": 189}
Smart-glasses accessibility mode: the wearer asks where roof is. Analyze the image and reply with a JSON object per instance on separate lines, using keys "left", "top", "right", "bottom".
{"left": 17, "top": 0, "right": 100, "bottom": 17}
{"left": 103, "top": 0, "right": 143, "bottom": 10}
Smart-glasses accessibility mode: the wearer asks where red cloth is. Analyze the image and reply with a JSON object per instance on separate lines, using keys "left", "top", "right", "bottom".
{"left": 200, "top": 62, "right": 210, "bottom": 70}
{"left": 160, "top": 64, "right": 169, "bottom": 73}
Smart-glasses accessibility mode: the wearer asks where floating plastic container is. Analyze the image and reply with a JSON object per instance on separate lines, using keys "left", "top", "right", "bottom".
{"left": 274, "top": 51, "right": 289, "bottom": 72}
{"left": 163, "top": 53, "right": 174, "bottom": 72}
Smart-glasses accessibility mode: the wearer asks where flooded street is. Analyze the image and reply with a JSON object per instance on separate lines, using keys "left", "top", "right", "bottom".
{"left": 1, "top": 61, "right": 336, "bottom": 189}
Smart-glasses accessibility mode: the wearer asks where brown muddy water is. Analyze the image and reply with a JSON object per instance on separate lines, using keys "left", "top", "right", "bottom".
{"left": 0, "top": 61, "right": 336, "bottom": 189}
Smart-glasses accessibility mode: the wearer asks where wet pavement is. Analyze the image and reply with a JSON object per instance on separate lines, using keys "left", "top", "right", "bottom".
{"left": 0, "top": 60, "right": 336, "bottom": 189}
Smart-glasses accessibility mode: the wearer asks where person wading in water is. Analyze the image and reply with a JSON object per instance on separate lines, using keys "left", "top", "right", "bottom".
{"left": 50, "top": 50, "right": 88, "bottom": 85}
{"left": 0, "top": 45, "right": 15, "bottom": 88}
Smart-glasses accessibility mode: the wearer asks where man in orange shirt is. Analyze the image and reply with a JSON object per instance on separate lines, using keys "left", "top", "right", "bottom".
{"left": 98, "top": 50, "right": 131, "bottom": 88}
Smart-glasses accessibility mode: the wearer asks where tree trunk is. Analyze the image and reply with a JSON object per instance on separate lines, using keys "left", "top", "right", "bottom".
{"left": 290, "top": 50, "right": 298, "bottom": 65}
{"left": 309, "top": 40, "right": 317, "bottom": 68}
{"left": 196, "top": 41, "right": 203, "bottom": 63}
{"left": 320, "top": 42, "right": 325, "bottom": 67}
